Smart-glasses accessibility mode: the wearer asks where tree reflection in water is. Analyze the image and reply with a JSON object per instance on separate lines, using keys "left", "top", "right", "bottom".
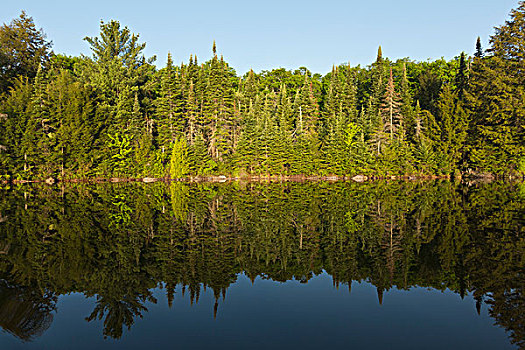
{"left": 0, "top": 281, "right": 55, "bottom": 341}
{"left": 0, "top": 181, "right": 523, "bottom": 346}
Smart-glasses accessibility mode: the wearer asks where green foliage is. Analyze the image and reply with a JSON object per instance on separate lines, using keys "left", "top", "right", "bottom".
{"left": 0, "top": 3, "right": 524, "bottom": 178}
{"left": 169, "top": 137, "right": 189, "bottom": 179}
{"left": 466, "top": 3, "right": 525, "bottom": 174}
{"left": 0, "top": 11, "right": 53, "bottom": 93}
{"left": 106, "top": 132, "right": 132, "bottom": 176}
{"left": 0, "top": 182, "right": 523, "bottom": 344}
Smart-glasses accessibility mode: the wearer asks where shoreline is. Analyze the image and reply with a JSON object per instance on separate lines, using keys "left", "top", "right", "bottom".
{"left": 2, "top": 173, "right": 522, "bottom": 185}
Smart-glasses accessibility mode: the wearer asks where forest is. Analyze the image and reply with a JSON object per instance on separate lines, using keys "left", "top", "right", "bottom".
{"left": 0, "top": 3, "right": 524, "bottom": 180}
{"left": 0, "top": 181, "right": 523, "bottom": 343}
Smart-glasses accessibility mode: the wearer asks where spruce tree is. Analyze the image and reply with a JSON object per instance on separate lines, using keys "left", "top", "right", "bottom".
{"left": 186, "top": 80, "right": 198, "bottom": 146}
{"left": 1, "top": 77, "right": 36, "bottom": 176}
{"left": 468, "top": 2, "right": 525, "bottom": 174}
{"left": 274, "top": 85, "right": 293, "bottom": 174}
{"left": 400, "top": 62, "right": 415, "bottom": 142}
{"left": 340, "top": 63, "right": 357, "bottom": 122}
{"left": 236, "top": 101, "right": 258, "bottom": 174}
{"left": 455, "top": 52, "right": 469, "bottom": 101}
{"left": 475, "top": 37, "right": 484, "bottom": 58}
{"left": 369, "top": 46, "right": 387, "bottom": 126}
{"left": 155, "top": 53, "right": 184, "bottom": 151}
{"left": 436, "top": 85, "right": 468, "bottom": 174}
{"left": 49, "top": 69, "right": 97, "bottom": 177}
{"left": 292, "top": 76, "right": 320, "bottom": 174}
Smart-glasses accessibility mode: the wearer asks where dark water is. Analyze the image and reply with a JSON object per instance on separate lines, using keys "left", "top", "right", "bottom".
{"left": 0, "top": 181, "right": 523, "bottom": 349}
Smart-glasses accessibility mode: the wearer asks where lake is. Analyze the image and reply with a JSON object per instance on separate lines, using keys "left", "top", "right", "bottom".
{"left": 0, "top": 181, "right": 523, "bottom": 349}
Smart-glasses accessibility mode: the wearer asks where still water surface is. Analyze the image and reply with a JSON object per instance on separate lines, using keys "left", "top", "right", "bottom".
{"left": 0, "top": 181, "right": 523, "bottom": 349}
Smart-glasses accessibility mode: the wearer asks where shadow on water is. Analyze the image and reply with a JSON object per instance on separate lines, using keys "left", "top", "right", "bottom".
{"left": 0, "top": 180, "right": 523, "bottom": 347}
{"left": 0, "top": 280, "right": 55, "bottom": 341}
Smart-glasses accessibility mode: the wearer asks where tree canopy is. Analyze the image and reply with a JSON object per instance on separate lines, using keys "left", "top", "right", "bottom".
{"left": 0, "top": 3, "right": 524, "bottom": 180}
{"left": 0, "top": 11, "right": 52, "bottom": 93}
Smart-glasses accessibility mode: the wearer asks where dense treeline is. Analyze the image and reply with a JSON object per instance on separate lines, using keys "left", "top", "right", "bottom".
{"left": 0, "top": 181, "right": 523, "bottom": 343}
{"left": 0, "top": 4, "right": 524, "bottom": 179}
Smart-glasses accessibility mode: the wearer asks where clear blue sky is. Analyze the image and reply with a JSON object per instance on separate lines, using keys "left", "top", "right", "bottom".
{"left": 2, "top": 0, "right": 519, "bottom": 75}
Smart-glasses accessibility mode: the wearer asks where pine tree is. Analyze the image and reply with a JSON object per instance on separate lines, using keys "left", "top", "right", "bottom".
{"left": 369, "top": 46, "right": 387, "bottom": 126}
{"left": 1, "top": 77, "right": 37, "bottom": 176}
{"left": 400, "top": 62, "right": 415, "bottom": 142}
{"left": 201, "top": 45, "right": 235, "bottom": 164}
{"left": 0, "top": 11, "right": 53, "bottom": 93}
{"left": 381, "top": 68, "right": 402, "bottom": 141}
{"left": 32, "top": 66, "right": 53, "bottom": 175}
{"left": 188, "top": 131, "right": 216, "bottom": 175}
{"left": 475, "top": 37, "right": 484, "bottom": 58}
{"left": 49, "top": 69, "right": 97, "bottom": 177}
{"left": 292, "top": 76, "right": 320, "bottom": 174}
{"left": 236, "top": 99, "right": 260, "bottom": 174}
{"left": 242, "top": 69, "right": 258, "bottom": 109}
{"left": 155, "top": 53, "right": 184, "bottom": 151}
{"left": 467, "top": 2, "right": 525, "bottom": 174}
{"left": 436, "top": 85, "right": 468, "bottom": 174}
{"left": 261, "top": 90, "right": 279, "bottom": 174}
{"left": 324, "top": 66, "right": 339, "bottom": 121}
{"left": 455, "top": 52, "right": 469, "bottom": 101}
{"left": 340, "top": 63, "right": 357, "bottom": 122}
{"left": 82, "top": 19, "right": 155, "bottom": 174}
{"left": 186, "top": 80, "right": 198, "bottom": 146}
{"left": 413, "top": 101, "right": 437, "bottom": 173}
{"left": 274, "top": 85, "right": 293, "bottom": 174}
{"left": 213, "top": 55, "right": 236, "bottom": 165}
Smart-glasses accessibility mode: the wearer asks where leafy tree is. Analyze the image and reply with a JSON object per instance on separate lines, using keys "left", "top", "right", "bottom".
{"left": 169, "top": 137, "right": 189, "bottom": 179}
{"left": 0, "top": 11, "right": 53, "bottom": 93}
{"left": 1, "top": 4, "right": 524, "bottom": 179}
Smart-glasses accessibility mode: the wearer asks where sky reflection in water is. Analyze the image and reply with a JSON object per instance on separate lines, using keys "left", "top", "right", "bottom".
{"left": 0, "top": 181, "right": 522, "bottom": 349}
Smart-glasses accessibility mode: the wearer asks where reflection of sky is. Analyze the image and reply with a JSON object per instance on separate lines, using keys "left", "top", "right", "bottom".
{"left": 0, "top": 273, "right": 513, "bottom": 349}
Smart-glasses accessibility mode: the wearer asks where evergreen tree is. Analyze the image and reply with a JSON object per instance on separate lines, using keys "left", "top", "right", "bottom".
{"left": 1, "top": 77, "right": 36, "bottom": 176}
{"left": 400, "top": 62, "right": 415, "bottom": 142}
{"left": 155, "top": 53, "right": 184, "bottom": 151}
{"left": 242, "top": 69, "right": 258, "bottom": 109}
{"left": 274, "top": 85, "right": 293, "bottom": 174}
{"left": 413, "top": 101, "right": 437, "bottom": 173}
{"left": 292, "top": 76, "right": 320, "bottom": 174}
{"left": 236, "top": 99, "right": 260, "bottom": 174}
{"left": 340, "top": 64, "right": 357, "bottom": 122}
{"left": 0, "top": 11, "right": 53, "bottom": 93}
{"left": 475, "top": 37, "right": 484, "bottom": 58}
{"left": 169, "top": 137, "right": 189, "bottom": 179}
{"left": 81, "top": 19, "right": 155, "bottom": 173}
{"left": 381, "top": 68, "right": 402, "bottom": 141}
{"left": 1, "top": 5, "right": 524, "bottom": 179}
{"left": 436, "top": 85, "right": 468, "bottom": 174}
{"left": 467, "top": 2, "right": 525, "bottom": 174}
{"left": 188, "top": 132, "right": 216, "bottom": 175}
{"left": 455, "top": 52, "right": 469, "bottom": 101}
{"left": 49, "top": 69, "right": 98, "bottom": 177}
{"left": 369, "top": 46, "right": 387, "bottom": 126}
{"left": 186, "top": 80, "right": 198, "bottom": 146}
